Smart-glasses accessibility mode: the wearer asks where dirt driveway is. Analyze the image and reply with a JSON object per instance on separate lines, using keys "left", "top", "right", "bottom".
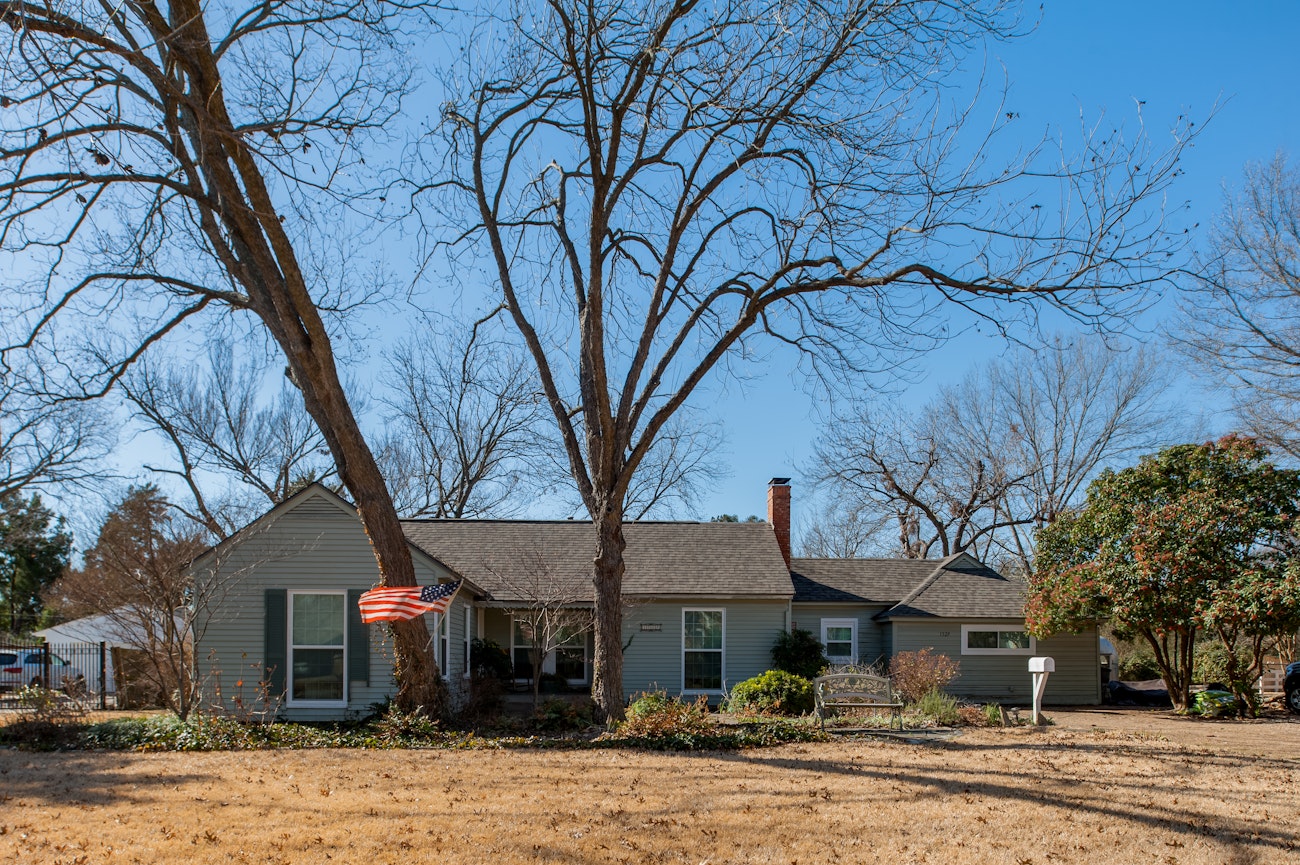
{"left": 1046, "top": 706, "right": 1299, "bottom": 759}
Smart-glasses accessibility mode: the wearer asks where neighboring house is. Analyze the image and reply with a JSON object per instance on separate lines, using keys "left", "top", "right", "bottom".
{"left": 192, "top": 480, "right": 1098, "bottom": 721}
{"left": 33, "top": 609, "right": 186, "bottom": 695}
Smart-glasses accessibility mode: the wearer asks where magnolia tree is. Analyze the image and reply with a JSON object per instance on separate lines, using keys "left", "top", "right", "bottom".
{"left": 1027, "top": 436, "right": 1300, "bottom": 714}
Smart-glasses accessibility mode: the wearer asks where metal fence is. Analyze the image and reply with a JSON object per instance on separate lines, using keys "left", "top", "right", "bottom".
{"left": 1, "top": 641, "right": 116, "bottom": 710}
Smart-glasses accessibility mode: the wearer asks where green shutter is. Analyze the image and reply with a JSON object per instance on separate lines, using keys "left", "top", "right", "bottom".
{"left": 264, "top": 589, "right": 287, "bottom": 698}
{"left": 347, "top": 589, "right": 370, "bottom": 685}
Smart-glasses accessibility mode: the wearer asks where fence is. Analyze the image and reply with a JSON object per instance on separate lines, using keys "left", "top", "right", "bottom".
{"left": 1, "top": 641, "right": 115, "bottom": 710}
{"left": 1259, "top": 666, "right": 1285, "bottom": 697}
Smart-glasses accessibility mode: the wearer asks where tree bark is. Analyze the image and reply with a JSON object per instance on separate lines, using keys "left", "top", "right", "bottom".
{"left": 591, "top": 505, "right": 628, "bottom": 723}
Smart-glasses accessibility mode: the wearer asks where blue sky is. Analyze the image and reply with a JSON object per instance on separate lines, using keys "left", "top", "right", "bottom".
{"left": 693, "top": 1, "right": 1300, "bottom": 525}
{"left": 74, "top": 2, "right": 1300, "bottom": 540}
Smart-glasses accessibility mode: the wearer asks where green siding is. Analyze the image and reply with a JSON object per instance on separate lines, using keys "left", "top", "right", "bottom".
{"left": 623, "top": 600, "right": 788, "bottom": 699}
{"left": 194, "top": 491, "right": 466, "bottom": 722}
{"left": 791, "top": 603, "right": 890, "bottom": 669}
{"left": 887, "top": 619, "right": 1101, "bottom": 705}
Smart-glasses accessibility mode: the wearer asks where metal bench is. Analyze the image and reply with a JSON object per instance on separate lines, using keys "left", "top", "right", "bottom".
{"left": 814, "top": 672, "right": 903, "bottom": 730}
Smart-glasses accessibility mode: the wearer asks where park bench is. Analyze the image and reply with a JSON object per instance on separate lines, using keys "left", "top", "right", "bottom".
{"left": 813, "top": 672, "right": 903, "bottom": 731}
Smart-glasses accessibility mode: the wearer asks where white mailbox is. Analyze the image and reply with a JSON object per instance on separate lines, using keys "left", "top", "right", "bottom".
{"left": 1029, "top": 656, "right": 1054, "bottom": 725}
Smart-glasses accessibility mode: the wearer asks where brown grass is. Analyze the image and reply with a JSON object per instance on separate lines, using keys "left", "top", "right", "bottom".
{"left": 1, "top": 719, "right": 1298, "bottom": 864}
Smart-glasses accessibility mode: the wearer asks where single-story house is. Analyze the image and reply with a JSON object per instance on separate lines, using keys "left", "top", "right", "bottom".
{"left": 191, "top": 480, "right": 1099, "bottom": 721}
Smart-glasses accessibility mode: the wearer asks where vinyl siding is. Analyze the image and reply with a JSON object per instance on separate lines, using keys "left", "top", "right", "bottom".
{"left": 887, "top": 619, "right": 1101, "bottom": 705}
{"left": 791, "top": 603, "right": 890, "bottom": 668}
{"left": 193, "top": 492, "right": 468, "bottom": 721}
{"left": 622, "top": 600, "right": 788, "bottom": 700}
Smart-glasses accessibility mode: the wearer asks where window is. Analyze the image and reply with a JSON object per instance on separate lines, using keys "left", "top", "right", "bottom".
{"left": 463, "top": 605, "right": 472, "bottom": 678}
{"left": 511, "top": 618, "right": 535, "bottom": 680}
{"left": 961, "top": 625, "right": 1036, "bottom": 656}
{"left": 554, "top": 625, "right": 587, "bottom": 683}
{"left": 820, "top": 618, "right": 857, "bottom": 664}
{"left": 289, "top": 592, "right": 345, "bottom": 704}
{"left": 683, "top": 609, "right": 724, "bottom": 692}
{"left": 434, "top": 612, "right": 450, "bottom": 679}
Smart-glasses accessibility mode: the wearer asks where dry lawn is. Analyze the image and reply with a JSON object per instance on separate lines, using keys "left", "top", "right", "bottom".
{"left": 2, "top": 714, "right": 1298, "bottom": 864}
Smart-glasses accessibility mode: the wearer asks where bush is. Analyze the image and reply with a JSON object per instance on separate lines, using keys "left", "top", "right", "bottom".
{"left": 1118, "top": 651, "right": 1163, "bottom": 681}
{"left": 609, "top": 690, "right": 828, "bottom": 750}
{"left": 1192, "top": 643, "right": 1251, "bottom": 686}
{"left": 1192, "top": 690, "right": 1238, "bottom": 718}
{"left": 619, "top": 691, "right": 713, "bottom": 737}
{"left": 726, "top": 670, "right": 814, "bottom": 716}
{"left": 909, "top": 689, "right": 960, "bottom": 726}
{"left": 470, "top": 638, "right": 513, "bottom": 680}
{"left": 771, "top": 628, "right": 827, "bottom": 680}
{"left": 889, "top": 648, "right": 960, "bottom": 704}
{"left": 532, "top": 698, "right": 595, "bottom": 732}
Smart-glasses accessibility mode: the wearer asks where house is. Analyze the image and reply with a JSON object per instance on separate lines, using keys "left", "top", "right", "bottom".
{"left": 191, "top": 480, "right": 1099, "bottom": 721}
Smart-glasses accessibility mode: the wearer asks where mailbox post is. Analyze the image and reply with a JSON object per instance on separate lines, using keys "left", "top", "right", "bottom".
{"left": 1028, "top": 656, "right": 1055, "bottom": 725}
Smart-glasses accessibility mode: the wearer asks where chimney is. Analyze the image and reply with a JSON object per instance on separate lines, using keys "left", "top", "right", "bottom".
{"left": 767, "top": 477, "right": 792, "bottom": 568}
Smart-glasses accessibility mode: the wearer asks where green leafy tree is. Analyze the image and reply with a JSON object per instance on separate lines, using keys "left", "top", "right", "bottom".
{"left": 1028, "top": 436, "right": 1300, "bottom": 713}
{"left": 0, "top": 493, "right": 72, "bottom": 635}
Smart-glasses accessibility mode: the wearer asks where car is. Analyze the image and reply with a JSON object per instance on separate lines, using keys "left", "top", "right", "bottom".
{"left": 1286, "top": 661, "right": 1300, "bottom": 715}
{"left": 0, "top": 647, "right": 83, "bottom": 692}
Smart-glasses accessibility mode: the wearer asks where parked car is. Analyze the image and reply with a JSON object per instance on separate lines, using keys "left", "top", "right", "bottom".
{"left": 0, "top": 647, "right": 84, "bottom": 692}
{"left": 1286, "top": 661, "right": 1300, "bottom": 715}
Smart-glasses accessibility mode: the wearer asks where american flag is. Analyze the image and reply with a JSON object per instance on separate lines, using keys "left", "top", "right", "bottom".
{"left": 358, "top": 580, "right": 463, "bottom": 624}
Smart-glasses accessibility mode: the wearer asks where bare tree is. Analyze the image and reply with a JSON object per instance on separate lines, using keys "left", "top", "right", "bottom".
{"left": 427, "top": 0, "right": 1194, "bottom": 717}
{"left": 809, "top": 337, "right": 1172, "bottom": 571}
{"left": 1179, "top": 154, "right": 1300, "bottom": 459}
{"left": 798, "top": 500, "right": 889, "bottom": 559}
{"left": 121, "top": 341, "right": 337, "bottom": 536}
{"left": 0, "top": 373, "right": 113, "bottom": 499}
{"left": 811, "top": 405, "right": 1029, "bottom": 560}
{"left": 0, "top": 1, "right": 446, "bottom": 710}
{"left": 377, "top": 312, "right": 552, "bottom": 518}
{"left": 483, "top": 547, "right": 594, "bottom": 711}
{"left": 48, "top": 486, "right": 206, "bottom": 717}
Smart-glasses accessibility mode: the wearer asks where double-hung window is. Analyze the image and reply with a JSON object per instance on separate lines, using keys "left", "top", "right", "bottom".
{"left": 961, "top": 625, "right": 1035, "bottom": 656}
{"left": 682, "top": 609, "right": 724, "bottom": 692}
{"left": 820, "top": 618, "right": 858, "bottom": 664}
{"left": 289, "top": 592, "right": 346, "bottom": 705}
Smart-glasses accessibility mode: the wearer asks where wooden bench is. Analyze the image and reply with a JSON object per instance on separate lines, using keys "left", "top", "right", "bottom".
{"left": 814, "top": 673, "right": 903, "bottom": 730}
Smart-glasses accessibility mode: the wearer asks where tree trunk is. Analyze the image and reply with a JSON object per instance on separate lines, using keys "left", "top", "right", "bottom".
{"left": 591, "top": 508, "right": 628, "bottom": 723}
{"left": 1143, "top": 628, "right": 1193, "bottom": 712}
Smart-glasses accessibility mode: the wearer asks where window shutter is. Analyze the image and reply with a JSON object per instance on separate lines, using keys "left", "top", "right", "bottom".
{"left": 347, "top": 589, "right": 370, "bottom": 685}
{"left": 263, "top": 589, "right": 287, "bottom": 698}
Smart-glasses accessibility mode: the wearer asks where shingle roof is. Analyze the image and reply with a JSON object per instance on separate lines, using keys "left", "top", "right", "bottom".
{"left": 789, "top": 558, "right": 939, "bottom": 603}
{"left": 881, "top": 554, "right": 1026, "bottom": 619}
{"left": 399, "top": 519, "right": 793, "bottom": 603}
{"left": 791, "top": 552, "right": 1026, "bottom": 619}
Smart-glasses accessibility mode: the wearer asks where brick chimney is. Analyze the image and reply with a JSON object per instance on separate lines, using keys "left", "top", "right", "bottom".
{"left": 767, "top": 477, "right": 792, "bottom": 568}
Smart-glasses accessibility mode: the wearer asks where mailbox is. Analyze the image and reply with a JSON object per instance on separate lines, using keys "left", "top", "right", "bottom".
{"left": 1028, "top": 656, "right": 1055, "bottom": 674}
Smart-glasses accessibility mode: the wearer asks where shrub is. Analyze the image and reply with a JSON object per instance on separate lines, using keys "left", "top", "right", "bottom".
{"left": 889, "top": 648, "right": 960, "bottom": 704}
{"left": 726, "top": 670, "right": 814, "bottom": 716}
{"left": 470, "top": 638, "right": 513, "bottom": 680}
{"left": 771, "top": 628, "right": 827, "bottom": 680}
{"left": 1192, "top": 643, "right": 1251, "bottom": 686}
{"left": 909, "top": 689, "right": 960, "bottom": 726}
{"left": 532, "top": 698, "right": 595, "bottom": 732}
{"left": 619, "top": 691, "right": 713, "bottom": 737}
{"left": 1117, "top": 651, "right": 1162, "bottom": 681}
{"left": 1192, "top": 690, "right": 1238, "bottom": 718}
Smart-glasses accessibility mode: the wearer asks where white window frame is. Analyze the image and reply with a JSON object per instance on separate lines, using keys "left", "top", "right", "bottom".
{"left": 960, "top": 624, "right": 1036, "bottom": 656}
{"left": 287, "top": 590, "right": 347, "bottom": 708}
{"left": 432, "top": 611, "right": 451, "bottom": 681}
{"left": 681, "top": 608, "right": 726, "bottom": 695}
{"left": 820, "top": 618, "right": 858, "bottom": 664}
{"left": 463, "top": 605, "right": 473, "bottom": 679}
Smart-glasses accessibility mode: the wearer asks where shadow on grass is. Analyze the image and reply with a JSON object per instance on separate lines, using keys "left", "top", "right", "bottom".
{"left": 0, "top": 751, "right": 217, "bottom": 807}
{"left": 700, "top": 740, "right": 1299, "bottom": 856}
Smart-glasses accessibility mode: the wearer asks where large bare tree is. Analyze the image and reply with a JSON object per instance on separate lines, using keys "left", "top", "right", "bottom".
{"left": 1180, "top": 154, "right": 1300, "bottom": 459}
{"left": 0, "top": 1, "right": 447, "bottom": 711}
{"left": 809, "top": 337, "right": 1173, "bottom": 572}
{"left": 121, "top": 340, "right": 337, "bottom": 536}
{"left": 428, "top": 0, "right": 1195, "bottom": 717}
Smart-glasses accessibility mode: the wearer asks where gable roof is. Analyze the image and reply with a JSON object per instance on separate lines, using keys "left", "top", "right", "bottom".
{"left": 400, "top": 519, "right": 793, "bottom": 603}
{"left": 187, "top": 483, "right": 477, "bottom": 593}
{"left": 880, "top": 553, "right": 1026, "bottom": 619}
{"left": 791, "top": 552, "right": 1026, "bottom": 619}
{"left": 790, "top": 558, "right": 940, "bottom": 604}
